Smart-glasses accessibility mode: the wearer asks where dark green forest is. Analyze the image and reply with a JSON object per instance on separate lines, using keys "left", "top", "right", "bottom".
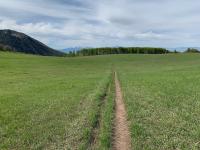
{"left": 67, "top": 47, "right": 169, "bottom": 57}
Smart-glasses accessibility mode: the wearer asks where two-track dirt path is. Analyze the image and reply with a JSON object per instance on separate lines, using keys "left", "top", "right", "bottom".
{"left": 113, "top": 72, "right": 131, "bottom": 150}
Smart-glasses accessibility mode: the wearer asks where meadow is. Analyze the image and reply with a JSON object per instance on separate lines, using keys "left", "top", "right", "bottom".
{"left": 0, "top": 52, "right": 113, "bottom": 149}
{"left": 1, "top": 52, "right": 200, "bottom": 149}
{"left": 116, "top": 54, "right": 200, "bottom": 149}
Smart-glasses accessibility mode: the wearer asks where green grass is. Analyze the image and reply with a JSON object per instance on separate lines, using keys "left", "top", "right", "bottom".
{"left": 91, "top": 72, "right": 115, "bottom": 150}
{"left": 0, "top": 52, "right": 112, "bottom": 149}
{"left": 1, "top": 52, "right": 200, "bottom": 149}
{"left": 116, "top": 54, "right": 200, "bottom": 149}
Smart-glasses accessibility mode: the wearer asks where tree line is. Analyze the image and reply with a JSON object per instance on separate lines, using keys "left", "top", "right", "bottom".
{"left": 67, "top": 47, "right": 169, "bottom": 57}
{"left": 184, "top": 48, "right": 200, "bottom": 53}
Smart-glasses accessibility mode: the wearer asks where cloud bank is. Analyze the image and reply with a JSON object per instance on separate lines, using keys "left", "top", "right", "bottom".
{"left": 0, "top": 0, "right": 200, "bottom": 49}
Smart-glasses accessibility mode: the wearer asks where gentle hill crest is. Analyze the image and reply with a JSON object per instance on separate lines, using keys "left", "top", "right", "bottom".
{"left": 0, "top": 29, "right": 65, "bottom": 56}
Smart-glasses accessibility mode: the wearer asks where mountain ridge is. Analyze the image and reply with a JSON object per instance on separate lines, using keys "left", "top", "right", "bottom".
{"left": 0, "top": 29, "right": 65, "bottom": 56}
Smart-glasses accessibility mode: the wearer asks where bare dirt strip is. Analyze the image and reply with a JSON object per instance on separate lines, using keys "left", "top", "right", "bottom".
{"left": 113, "top": 72, "right": 131, "bottom": 150}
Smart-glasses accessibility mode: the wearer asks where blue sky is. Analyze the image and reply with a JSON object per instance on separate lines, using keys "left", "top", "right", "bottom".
{"left": 0, "top": 0, "right": 200, "bottom": 49}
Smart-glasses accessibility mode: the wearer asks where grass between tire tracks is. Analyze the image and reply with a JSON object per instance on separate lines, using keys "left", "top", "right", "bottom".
{"left": 85, "top": 72, "right": 115, "bottom": 150}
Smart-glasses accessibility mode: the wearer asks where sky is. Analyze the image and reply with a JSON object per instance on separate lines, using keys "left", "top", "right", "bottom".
{"left": 0, "top": 0, "right": 200, "bottom": 49}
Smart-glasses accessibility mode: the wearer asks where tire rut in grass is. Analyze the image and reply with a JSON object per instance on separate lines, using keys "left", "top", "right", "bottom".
{"left": 88, "top": 82, "right": 110, "bottom": 149}
{"left": 113, "top": 72, "right": 131, "bottom": 150}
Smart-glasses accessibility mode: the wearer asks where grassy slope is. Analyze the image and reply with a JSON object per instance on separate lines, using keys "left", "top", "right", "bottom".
{"left": 116, "top": 54, "right": 200, "bottom": 150}
{"left": 0, "top": 52, "right": 112, "bottom": 149}
{"left": 1, "top": 52, "right": 200, "bottom": 149}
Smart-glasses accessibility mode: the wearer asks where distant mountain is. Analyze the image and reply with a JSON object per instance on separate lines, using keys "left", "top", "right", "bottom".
{"left": 61, "top": 47, "right": 83, "bottom": 53}
{"left": 0, "top": 29, "right": 65, "bottom": 56}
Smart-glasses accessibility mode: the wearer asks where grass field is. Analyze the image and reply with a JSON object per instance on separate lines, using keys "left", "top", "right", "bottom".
{"left": 1, "top": 52, "right": 200, "bottom": 149}
{"left": 0, "top": 52, "right": 113, "bottom": 149}
{"left": 116, "top": 54, "right": 200, "bottom": 149}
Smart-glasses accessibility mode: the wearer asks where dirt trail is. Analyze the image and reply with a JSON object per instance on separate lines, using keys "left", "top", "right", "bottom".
{"left": 113, "top": 72, "right": 131, "bottom": 150}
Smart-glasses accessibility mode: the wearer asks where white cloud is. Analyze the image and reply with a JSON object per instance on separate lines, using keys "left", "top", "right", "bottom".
{"left": 0, "top": 0, "right": 200, "bottom": 48}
